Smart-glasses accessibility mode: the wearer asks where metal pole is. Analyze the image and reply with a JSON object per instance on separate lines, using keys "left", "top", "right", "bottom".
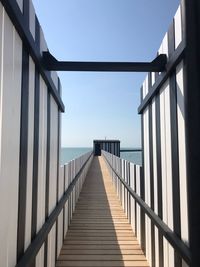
{"left": 184, "top": 1, "right": 200, "bottom": 266}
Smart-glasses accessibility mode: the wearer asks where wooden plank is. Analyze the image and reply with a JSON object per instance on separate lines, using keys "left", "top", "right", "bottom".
{"left": 61, "top": 245, "right": 142, "bottom": 250}
{"left": 60, "top": 249, "right": 144, "bottom": 255}
{"left": 58, "top": 254, "right": 146, "bottom": 260}
{"left": 56, "top": 261, "right": 149, "bottom": 267}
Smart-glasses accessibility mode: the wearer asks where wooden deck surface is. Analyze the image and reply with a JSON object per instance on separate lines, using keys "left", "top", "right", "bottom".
{"left": 56, "top": 156, "right": 149, "bottom": 267}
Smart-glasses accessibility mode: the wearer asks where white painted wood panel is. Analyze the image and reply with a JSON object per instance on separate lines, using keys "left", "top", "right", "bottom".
{"left": 143, "top": 105, "right": 152, "bottom": 264}
{"left": 64, "top": 201, "right": 69, "bottom": 236}
{"left": 40, "top": 28, "right": 48, "bottom": 54}
{"left": 37, "top": 77, "right": 47, "bottom": 232}
{"left": 136, "top": 166, "right": 141, "bottom": 245}
{"left": 36, "top": 244, "right": 44, "bottom": 267}
{"left": 130, "top": 163, "right": 136, "bottom": 233}
{"left": 160, "top": 85, "right": 167, "bottom": 225}
{"left": 59, "top": 166, "right": 64, "bottom": 200}
{"left": 160, "top": 80, "right": 175, "bottom": 267}
{"left": 16, "top": 0, "right": 23, "bottom": 12}
{"left": 174, "top": 6, "right": 182, "bottom": 49}
{"left": 155, "top": 227, "right": 159, "bottom": 267}
{"left": 29, "top": 0, "right": 35, "bottom": 40}
{"left": 49, "top": 97, "right": 58, "bottom": 215}
{"left": 47, "top": 224, "right": 56, "bottom": 267}
{"left": 164, "top": 82, "right": 174, "bottom": 231}
{"left": 176, "top": 61, "right": 189, "bottom": 245}
{"left": 57, "top": 210, "right": 63, "bottom": 258}
{"left": 0, "top": 9, "right": 22, "bottom": 266}
{"left": 152, "top": 72, "right": 155, "bottom": 86}
{"left": 51, "top": 71, "right": 58, "bottom": 90}
{"left": 25, "top": 56, "right": 35, "bottom": 250}
{"left": 152, "top": 99, "right": 158, "bottom": 215}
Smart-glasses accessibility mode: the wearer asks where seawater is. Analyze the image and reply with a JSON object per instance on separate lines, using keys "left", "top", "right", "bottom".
{"left": 61, "top": 147, "right": 142, "bottom": 166}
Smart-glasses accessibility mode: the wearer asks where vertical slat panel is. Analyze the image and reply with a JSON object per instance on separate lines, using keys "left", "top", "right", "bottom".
{"left": 165, "top": 80, "right": 174, "bottom": 267}
{"left": 17, "top": 47, "right": 29, "bottom": 260}
{"left": 130, "top": 163, "right": 136, "bottom": 233}
{"left": 0, "top": 7, "right": 22, "bottom": 266}
{"left": 57, "top": 210, "right": 63, "bottom": 258}
{"left": 29, "top": 0, "right": 35, "bottom": 39}
{"left": 143, "top": 74, "right": 152, "bottom": 264}
{"left": 152, "top": 98, "right": 159, "bottom": 267}
{"left": 136, "top": 166, "right": 141, "bottom": 245}
{"left": 25, "top": 57, "right": 35, "bottom": 251}
{"left": 36, "top": 77, "right": 47, "bottom": 267}
{"left": 16, "top": 0, "right": 23, "bottom": 12}
{"left": 47, "top": 225, "right": 56, "bottom": 267}
{"left": 49, "top": 97, "right": 58, "bottom": 214}
{"left": 174, "top": 6, "right": 182, "bottom": 49}
{"left": 35, "top": 244, "right": 44, "bottom": 267}
{"left": 176, "top": 61, "right": 189, "bottom": 246}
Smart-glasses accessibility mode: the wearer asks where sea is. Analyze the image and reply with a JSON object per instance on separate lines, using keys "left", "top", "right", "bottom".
{"left": 61, "top": 147, "right": 142, "bottom": 166}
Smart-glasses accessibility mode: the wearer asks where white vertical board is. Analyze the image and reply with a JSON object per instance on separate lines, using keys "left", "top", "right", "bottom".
{"left": 49, "top": 96, "right": 58, "bottom": 215}
{"left": 40, "top": 28, "right": 48, "bottom": 55}
{"left": 176, "top": 61, "right": 189, "bottom": 246}
{"left": 164, "top": 83, "right": 173, "bottom": 231}
{"left": 57, "top": 210, "right": 64, "bottom": 258}
{"left": 130, "top": 163, "right": 136, "bottom": 233}
{"left": 155, "top": 227, "right": 159, "bottom": 267}
{"left": 59, "top": 166, "right": 64, "bottom": 201}
{"left": 16, "top": 0, "right": 23, "bottom": 12}
{"left": 36, "top": 244, "right": 44, "bottom": 267}
{"left": 0, "top": 7, "right": 22, "bottom": 266}
{"left": 152, "top": 99, "right": 158, "bottom": 215}
{"left": 29, "top": 0, "right": 35, "bottom": 40}
{"left": 47, "top": 224, "right": 56, "bottom": 267}
{"left": 37, "top": 76, "right": 47, "bottom": 231}
{"left": 51, "top": 71, "right": 58, "bottom": 89}
{"left": 152, "top": 98, "right": 159, "bottom": 267}
{"left": 143, "top": 89, "right": 151, "bottom": 264}
{"left": 36, "top": 77, "right": 47, "bottom": 266}
{"left": 64, "top": 201, "right": 69, "bottom": 237}
{"left": 160, "top": 81, "right": 174, "bottom": 267}
{"left": 136, "top": 166, "right": 141, "bottom": 245}
{"left": 25, "top": 56, "right": 35, "bottom": 250}
{"left": 174, "top": 6, "right": 182, "bottom": 49}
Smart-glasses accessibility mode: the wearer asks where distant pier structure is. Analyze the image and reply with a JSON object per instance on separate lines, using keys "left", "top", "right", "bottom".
{"left": 93, "top": 140, "right": 120, "bottom": 156}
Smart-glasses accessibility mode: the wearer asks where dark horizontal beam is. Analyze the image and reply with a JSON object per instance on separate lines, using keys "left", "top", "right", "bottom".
{"left": 103, "top": 153, "right": 191, "bottom": 265}
{"left": 16, "top": 152, "right": 93, "bottom": 267}
{"left": 43, "top": 52, "right": 167, "bottom": 72}
{"left": 138, "top": 40, "right": 185, "bottom": 114}
{"left": 1, "top": 0, "right": 65, "bottom": 112}
{"left": 120, "top": 149, "right": 142, "bottom": 152}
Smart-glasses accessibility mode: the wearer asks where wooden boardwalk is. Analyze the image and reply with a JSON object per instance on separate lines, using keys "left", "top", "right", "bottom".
{"left": 56, "top": 156, "right": 149, "bottom": 267}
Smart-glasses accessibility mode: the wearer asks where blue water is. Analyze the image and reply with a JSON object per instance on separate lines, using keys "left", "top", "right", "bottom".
{"left": 60, "top": 147, "right": 92, "bottom": 165}
{"left": 61, "top": 147, "right": 142, "bottom": 166}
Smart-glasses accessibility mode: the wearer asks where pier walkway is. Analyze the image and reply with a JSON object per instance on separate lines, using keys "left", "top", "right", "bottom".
{"left": 56, "top": 157, "right": 149, "bottom": 267}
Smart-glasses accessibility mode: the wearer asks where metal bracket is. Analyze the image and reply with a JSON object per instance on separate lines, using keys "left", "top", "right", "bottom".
{"left": 43, "top": 51, "right": 167, "bottom": 72}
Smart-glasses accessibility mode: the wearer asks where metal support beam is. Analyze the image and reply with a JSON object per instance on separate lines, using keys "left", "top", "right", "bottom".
{"left": 43, "top": 52, "right": 167, "bottom": 72}
{"left": 184, "top": 0, "right": 200, "bottom": 266}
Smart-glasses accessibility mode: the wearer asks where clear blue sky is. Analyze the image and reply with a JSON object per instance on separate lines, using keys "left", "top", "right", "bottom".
{"left": 32, "top": 0, "right": 180, "bottom": 148}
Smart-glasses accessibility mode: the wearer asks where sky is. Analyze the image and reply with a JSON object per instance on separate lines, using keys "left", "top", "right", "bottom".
{"left": 32, "top": 0, "right": 180, "bottom": 148}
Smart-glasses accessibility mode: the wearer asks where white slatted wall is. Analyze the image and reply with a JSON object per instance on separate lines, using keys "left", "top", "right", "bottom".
{"left": 0, "top": 1, "right": 94, "bottom": 266}
{"left": 140, "top": 2, "right": 189, "bottom": 267}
